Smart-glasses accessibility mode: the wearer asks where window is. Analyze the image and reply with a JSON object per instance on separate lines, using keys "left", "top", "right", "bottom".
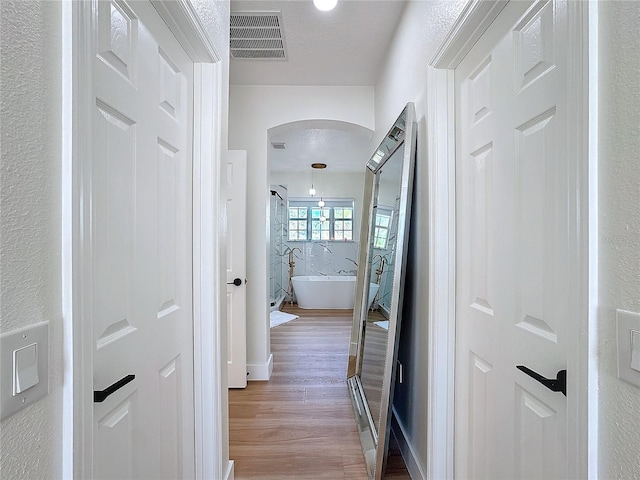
{"left": 311, "top": 207, "right": 331, "bottom": 240}
{"left": 373, "top": 208, "right": 393, "bottom": 249}
{"left": 288, "top": 199, "right": 354, "bottom": 242}
{"left": 333, "top": 207, "right": 353, "bottom": 241}
{"left": 288, "top": 207, "right": 308, "bottom": 241}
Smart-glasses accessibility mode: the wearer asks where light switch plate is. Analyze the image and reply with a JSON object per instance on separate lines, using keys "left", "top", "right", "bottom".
{"left": 616, "top": 310, "right": 640, "bottom": 388}
{"left": 1, "top": 322, "right": 49, "bottom": 420}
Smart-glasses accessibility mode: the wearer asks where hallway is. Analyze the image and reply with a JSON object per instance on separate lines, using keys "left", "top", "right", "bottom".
{"left": 229, "top": 307, "right": 409, "bottom": 479}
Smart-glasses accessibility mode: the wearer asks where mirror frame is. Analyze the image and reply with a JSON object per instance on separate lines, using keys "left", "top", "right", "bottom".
{"left": 347, "top": 103, "right": 417, "bottom": 479}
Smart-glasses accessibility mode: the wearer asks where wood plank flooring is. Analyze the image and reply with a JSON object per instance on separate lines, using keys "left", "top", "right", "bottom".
{"left": 229, "top": 306, "right": 410, "bottom": 480}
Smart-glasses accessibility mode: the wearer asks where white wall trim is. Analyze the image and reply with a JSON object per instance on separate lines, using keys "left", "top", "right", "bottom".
{"left": 62, "top": 2, "right": 74, "bottom": 477}
{"left": 564, "top": 2, "right": 596, "bottom": 478}
{"left": 192, "top": 60, "right": 228, "bottom": 480}
{"left": 424, "top": 65, "right": 456, "bottom": 480}
{"left": 391, "top": 408, "right": 427, "bottom": 480}
{"left": 150, "top": 0, "right": 219, "bottom": 63}
{"left": 68, "top": 2, "right": 228, "bottom": 479}
{"left": 247, "top": 353, "right": 273, "bottom": 381}
{"left": 223, "top": 460, "right": 235, "bottom": 480}
{"left": 586, "top": 2, "right": 599, "bottom": 477}
{"left": 430, "top": 0, "right": 508, "bottom": 69}
{"left": 68, "top": 2, "right": 97, "bottom": 477}
{"left": 425, "top": 1, "right": 593, "bottom": 479}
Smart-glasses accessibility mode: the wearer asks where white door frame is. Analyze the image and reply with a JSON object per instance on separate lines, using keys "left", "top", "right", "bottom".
{"left": 424, "top": 1, "right": 595, "bottom": 478}
{"left": 63, "top": 1, "right": 231, "bottom": 478}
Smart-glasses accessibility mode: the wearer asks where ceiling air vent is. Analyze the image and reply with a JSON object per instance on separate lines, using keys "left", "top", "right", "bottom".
{"left": 271, "top": 142, "right": 287, "bottom": 150}
{"left": 230, "top": 12, "right": 287, "bottom": 60}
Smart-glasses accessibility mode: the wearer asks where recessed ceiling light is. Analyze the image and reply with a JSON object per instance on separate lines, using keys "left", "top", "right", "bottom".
{"left": 313, "top": 0, "right": 338, "bottom": 12}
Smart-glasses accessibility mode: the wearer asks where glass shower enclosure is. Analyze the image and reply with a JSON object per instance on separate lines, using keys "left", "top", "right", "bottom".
{"left": 269, "top": 186, "right": 288, "bottom": 311}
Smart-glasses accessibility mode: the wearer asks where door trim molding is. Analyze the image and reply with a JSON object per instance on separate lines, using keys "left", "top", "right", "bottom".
{"left": 430, "top": 0, "right": 508, "bottom": 69}
{"left": 65, "top": 1, "right": 228, "bottom": 478}
{"left": 425, "top": 1, "right": 593, "bottom": 478}
{"left": 424, "top": 64, "right": 456, "bottom": 480}
{"left": 150, "top": 0, "right": 219, "bottom": 63}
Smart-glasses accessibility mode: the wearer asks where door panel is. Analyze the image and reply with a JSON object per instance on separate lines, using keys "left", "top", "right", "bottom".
{"left": 97, "top": 0, "right": 137, "bottom": 84}
{"left": 226, "top": 151, "right": 248, "bottom": 388}
{"left": 455, "top": 1, "right": 570, "bottom": 478}
{"left": 515, "top": 109, "right": 558, "bottom": 342}
{"left": 157, "top": 139, "right": 181, "bottom": 320}
{"left": 468, "top": 142, "right": 494, "bottom": 317}
{"left": 515, "top": 386, "right": 565, "bottom": 479}
{"left": 92, "top": 1, "right": 195, "bottom": 478}
{"left": 467, "top": 353, "right": 492, "bottom": 480}
{"left": 93, "top": 102, "right": 137, "bottom": 352}
{"left": 95, "top": 396, "right": 135, "bottom": 480}
{"left": 159, "top": 357, "right": 182, "bottom": 480}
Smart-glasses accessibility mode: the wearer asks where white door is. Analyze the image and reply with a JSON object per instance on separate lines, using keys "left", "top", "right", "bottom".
{"left": 226, "top": 151, "right": 248, "bottom": 388}
{"left": 455, "top": 1, "right": 574, "bottom": 478}
{"left": 91, "top": 1, "right": 195, "bottom": 478}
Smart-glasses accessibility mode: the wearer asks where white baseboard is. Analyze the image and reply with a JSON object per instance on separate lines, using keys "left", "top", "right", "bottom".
{"left": 391, "top": 407, "right": 427, "bottom": 480}
{"left": 247, "top": 354, "right": 273, "bottom": 381}
{"left": 223, "top": 460, "right": 234, "bottom": 480}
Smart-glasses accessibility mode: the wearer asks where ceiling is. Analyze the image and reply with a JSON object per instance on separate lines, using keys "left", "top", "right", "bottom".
{"left": 269, "top": 120, "right": 374, "bottom": 173}
{"left": 230, "top": 0, "right": 407, "bottom": 173}
{"left": 230, "top": 0, "right": 407, "bottom": 86}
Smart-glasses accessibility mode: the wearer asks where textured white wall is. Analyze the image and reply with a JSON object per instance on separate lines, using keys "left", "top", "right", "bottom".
{"left": 0, "top": 1, "right": 230, "bottom": 478}
{"left": 372, "top": 1, "right": 465, "bottom": 474}
{"left": 598, "top": 2, "right": 640, "bottom": 478}
{"left": 228, "top": 85, "right": 374, "bottom": 375}
{"left": 0, "top": 1, "right": 64, "bottom": 478}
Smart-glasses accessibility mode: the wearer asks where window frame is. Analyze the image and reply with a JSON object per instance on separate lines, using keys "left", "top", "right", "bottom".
{"left": 373, "top": 206, "right": 394, "bottom": 250}
{"left": 288, "top": 198, "right": 355, "bottom": 242}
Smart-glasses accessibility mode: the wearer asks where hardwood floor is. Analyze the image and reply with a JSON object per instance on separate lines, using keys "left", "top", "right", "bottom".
{"left": 229, "top": 306, "right": 410, "bottom": 480}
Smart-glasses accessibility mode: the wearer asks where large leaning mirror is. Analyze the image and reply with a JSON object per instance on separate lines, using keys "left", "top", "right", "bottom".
{"left": 347, "top": 103, "right": 416, "bottom": 479}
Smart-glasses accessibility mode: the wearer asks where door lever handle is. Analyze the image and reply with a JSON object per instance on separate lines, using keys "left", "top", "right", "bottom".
{"left": 227, "top": 278, "right": 243, "bottom": 286}
{"left": 516, "top": 366, "right": 566, "bottom": 396}
{"left": 94, "top": 374, "right": 135, "bottom": 402}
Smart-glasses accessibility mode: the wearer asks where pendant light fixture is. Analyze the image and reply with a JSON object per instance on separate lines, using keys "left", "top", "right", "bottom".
{"left": 310, "top": 162, "right": 326, "bottom": 200}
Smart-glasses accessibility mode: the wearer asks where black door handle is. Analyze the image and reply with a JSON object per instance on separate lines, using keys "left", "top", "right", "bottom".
{"left": 227, "top": 278, "right": 243, "bottom": 286}
{"left": 516, "top": 366, "right": 566, "bottom": 396}
{"left": 94, "top": 374, "right": 135, "bottom": 402}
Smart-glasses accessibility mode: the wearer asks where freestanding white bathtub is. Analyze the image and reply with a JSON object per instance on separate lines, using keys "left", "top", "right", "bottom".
{"left": 292, "top": 275, "right": 379, "bottom": 310}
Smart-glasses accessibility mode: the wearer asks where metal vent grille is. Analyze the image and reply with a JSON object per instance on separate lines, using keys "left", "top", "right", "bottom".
{"left": 230, "top": 28, "right": 281, "bottom": 39}
{"left": 231, "top": 14, "right": 280, "bottom": 28}
{"left": 271, "top": 142, "right": 287, "bottom": 150}
{"left": 230, "top": 12, "right": 287, "bottom": 60}
{"left": 231, "top": 39, "right": 284, "bottom": 50}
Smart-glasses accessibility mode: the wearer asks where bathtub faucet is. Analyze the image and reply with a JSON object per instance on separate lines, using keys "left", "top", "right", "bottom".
{"left": 288, "top": 247, "right": 302, "bottom": 269}
{"left": 372, "top": 254, "right": 386, "bottom": 284}
{"left": 287, "top": 247, "right": 302, "bottom": 305}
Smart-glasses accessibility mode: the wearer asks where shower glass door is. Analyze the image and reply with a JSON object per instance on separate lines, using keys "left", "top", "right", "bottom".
{"left": 270, "top": 186, "right": 287, "bottom": 310}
